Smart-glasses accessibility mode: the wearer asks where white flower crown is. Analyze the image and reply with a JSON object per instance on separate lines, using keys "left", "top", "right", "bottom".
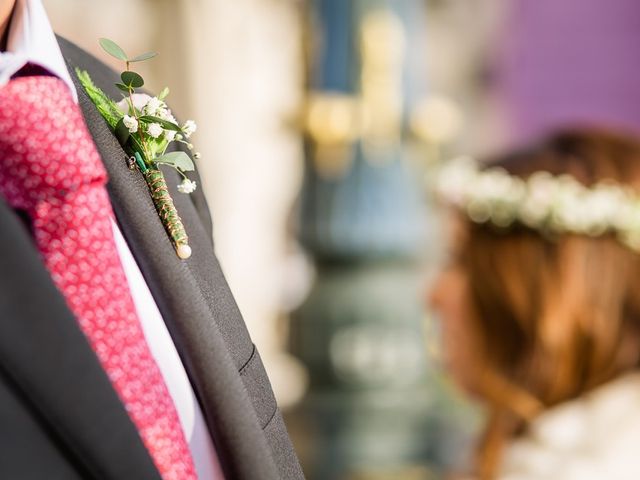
{"left": 435, "top": 156, "right": 640, "bottom": 251}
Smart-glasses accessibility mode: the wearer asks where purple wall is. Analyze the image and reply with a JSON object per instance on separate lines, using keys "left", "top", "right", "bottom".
{"left": 496, "top": 0, "right": 640, "bottom": 144}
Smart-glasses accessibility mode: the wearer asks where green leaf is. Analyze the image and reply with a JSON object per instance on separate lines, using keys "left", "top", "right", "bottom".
{"left": 139, "top": 115, "right": 181, "bottom": 132}
{"left": 75, "top": 68, "right": 123, "bottom": 129}
{"left": 115, "top": 118, "right": 130, "bottom": 145}
{"left": 129, "top": 51, "right": 158, "bottom": 63}
{"left": 155, "top": 152, "right": 195, "bottom": 172}
{"left": 157, "top": 87, "right": 170, "bottom": 101}
{"left": 129, "top": 135, "right": 147, "bottom": 160}
{"left": 121, "top": 71, "right": 144, "bottom": 88}
{"left": 99, "top": 38, "right": 128, "bottom": 61}
{"left": 116, "top": 83, "right": 132, "bottom": 93}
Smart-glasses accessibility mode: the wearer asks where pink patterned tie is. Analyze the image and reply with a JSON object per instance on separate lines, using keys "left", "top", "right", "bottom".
{"left": 0, "top": 75, "right": 198, "bottom": 480}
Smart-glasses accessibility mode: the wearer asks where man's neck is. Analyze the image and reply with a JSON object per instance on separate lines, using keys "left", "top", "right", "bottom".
{"left": 0, "top": 0, "right": 17, "bottom": 51}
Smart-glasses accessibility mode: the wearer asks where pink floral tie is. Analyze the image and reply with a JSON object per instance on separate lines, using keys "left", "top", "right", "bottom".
{"left": 0, "top": 75, "right": 198, "bottom": 480}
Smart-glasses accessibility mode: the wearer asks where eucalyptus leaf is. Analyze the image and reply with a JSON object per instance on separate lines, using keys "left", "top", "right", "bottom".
{"left": 116, "top": 83, "right": 131, "bottom": 93}
{"left": 115, "top": 118, "right": 130, "bottom": 145}
{"left": 130, "top": 51, "right": 158, "bottom": 63}
{"left": 121, "top": 71, "right": 144, "bottom": 88}
{"left": 139, "top": 115, "right": 181, "bottom": 132}
{"left": 155, "top": 151, "right": 195, "bottom": 172}
{"left": 99, "top": 38, "right": 128, "bottom": 61}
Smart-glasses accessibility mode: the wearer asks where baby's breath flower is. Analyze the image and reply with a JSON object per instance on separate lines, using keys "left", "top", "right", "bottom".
{"left": 177, "top": 178, "right": 197, "bottom": 194}
{"left": 156, "top": 108, "right": 177, "bottom": 125}
{"left": 182, "top": 120, "right": 197, "bottom": 138}
{"left": 147, "top": 123, "right": 163, "bottom": 139}
{"left": 123, "top": 115, "right": 138, "bottom": 133}
{"left": 117, "top": 94, "right": 152, "bottom": 115}
{"left": 165, "top": 130, "right": 177, "bottom": 142}
{"left": 144, "top": 97, "right": 163, "bottom": 116}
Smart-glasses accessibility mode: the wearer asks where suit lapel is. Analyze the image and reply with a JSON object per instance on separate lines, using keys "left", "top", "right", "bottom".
{"left": 0, "top": 201, "right": 162, "bottom": 480}
{"left": 60, "top": 38, "right": 280, "bottom": 479}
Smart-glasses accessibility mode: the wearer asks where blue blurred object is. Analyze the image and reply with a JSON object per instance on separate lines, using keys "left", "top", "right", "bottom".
{"left": 300, "top": 0, "right": 426, "bottom": 261}
{"left": 288, "top": 1, "right": 476, "bottom": 479}
{"left": 299, "top": 142, "right": 425, "bottom": 261}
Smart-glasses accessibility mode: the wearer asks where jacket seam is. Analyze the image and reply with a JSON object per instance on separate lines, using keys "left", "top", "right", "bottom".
{"left": 261, "top": 406, "right": 279, "bottom": 431}
{"left": 238, "top": 343, "right": 257, "bottom": 375}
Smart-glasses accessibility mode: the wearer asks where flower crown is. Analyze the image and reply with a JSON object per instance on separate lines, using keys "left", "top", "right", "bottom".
{"left": 435, "top": 156, "right": 640, "bottom": 251}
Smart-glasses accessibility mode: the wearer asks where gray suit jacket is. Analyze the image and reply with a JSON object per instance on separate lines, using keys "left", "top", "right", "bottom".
{"left": 0, "top": 36, "right": 303, "bottom": 479}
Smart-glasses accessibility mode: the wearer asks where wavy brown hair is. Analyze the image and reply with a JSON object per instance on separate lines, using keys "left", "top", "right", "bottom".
{"left": 458, "top": 130, "right": 640, "bottom": 478}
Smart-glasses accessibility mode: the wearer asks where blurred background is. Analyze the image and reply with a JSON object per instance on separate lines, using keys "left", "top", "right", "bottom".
{"left": 46, "top": 0, "right": 640, "bottom": 478}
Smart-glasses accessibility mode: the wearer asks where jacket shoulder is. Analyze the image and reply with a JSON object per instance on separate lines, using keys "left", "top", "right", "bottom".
{"left": 57, "top": 35, "right": 122, "bottom": 98}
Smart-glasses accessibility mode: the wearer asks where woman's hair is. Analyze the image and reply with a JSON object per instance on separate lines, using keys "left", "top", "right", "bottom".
{"left": 458, "top": 129, "right": 640, "bottom": 478}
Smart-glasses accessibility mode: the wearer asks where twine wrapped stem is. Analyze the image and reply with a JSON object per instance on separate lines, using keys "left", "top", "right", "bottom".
{"left": 143, "top": 168, "right": 191, "bottom": 259}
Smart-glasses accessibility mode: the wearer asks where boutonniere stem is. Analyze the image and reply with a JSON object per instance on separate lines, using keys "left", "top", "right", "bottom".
{"left": 76, "top": 38, "right": 201, "bottom": 259}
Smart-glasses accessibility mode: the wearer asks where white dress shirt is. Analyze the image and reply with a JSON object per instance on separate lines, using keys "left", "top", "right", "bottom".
{"left": 1, "top": 1, "right": 223, "bottom": 478}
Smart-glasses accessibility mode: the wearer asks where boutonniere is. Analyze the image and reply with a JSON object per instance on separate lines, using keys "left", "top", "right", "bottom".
{"left": 76, "top": 38, "right": 201, "bottom": 259}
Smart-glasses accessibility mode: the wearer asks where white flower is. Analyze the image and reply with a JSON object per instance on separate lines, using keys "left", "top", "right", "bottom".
{"left": 177, "top": 178, "right": 197, "bottom": 194}
{"left": 147, "top": 123, "right": 163, "bottom": 139}
{"left": 520, "top": 172, "right": 556, "bottom": 227}
{"left": 436, "top": 156, "right": 478, "bottom": 206}
{"left": 123, "top": 115, "right": 138, "bottom": 133}
{"left": 435, "top": 156, "right": 640, "bottom": 253}
{"left": 143, "top": 97, "right": 163, "bottom": 116}
{"left": 156, "top": 107, "right": 177, "bottom": 124}
{"left": 165, "top": 130, "right": 177, "bottom": 142}
{"left": 117, "top": 93, "right": 152, "bottom": 115}
{"left": 182, "top": 120, "right": 197, "bottom": 138}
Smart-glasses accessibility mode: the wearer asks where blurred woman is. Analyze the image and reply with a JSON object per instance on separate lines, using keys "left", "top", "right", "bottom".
{"left": 429, "top": 129, "right": 640, "bottom": 480}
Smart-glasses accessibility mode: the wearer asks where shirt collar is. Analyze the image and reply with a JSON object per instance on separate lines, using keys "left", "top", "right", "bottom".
{"left": 0, "top": 0, "right": 77, "bottom": 102}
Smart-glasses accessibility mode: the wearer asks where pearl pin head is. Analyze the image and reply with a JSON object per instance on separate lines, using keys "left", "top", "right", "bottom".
{"left": 176, "top": 244, "right": 192, "bottom": 259}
